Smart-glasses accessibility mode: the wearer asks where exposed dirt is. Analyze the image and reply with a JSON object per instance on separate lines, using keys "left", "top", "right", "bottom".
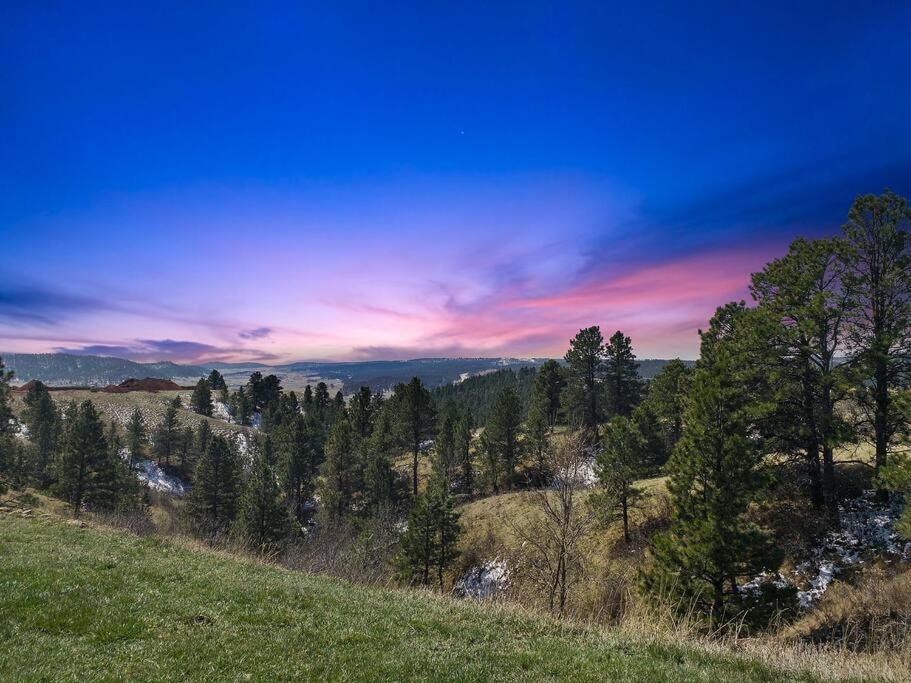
{"left": 102, "top": 378, "right": 183, "bottom": 393}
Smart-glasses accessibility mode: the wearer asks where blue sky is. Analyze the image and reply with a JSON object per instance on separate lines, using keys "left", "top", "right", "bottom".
{"left": 2, "top": 2, "right": 910, "bottom": 362}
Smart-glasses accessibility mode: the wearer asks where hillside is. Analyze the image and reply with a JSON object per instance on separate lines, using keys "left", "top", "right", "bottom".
{"left": 2, "top": 353, "right": 207, "bottom": 387}
{"left": 275, "top": 357, "right": 547, "bottom": 393}
{"left": 0, "top": 512, "right": 819, "bottom": 682}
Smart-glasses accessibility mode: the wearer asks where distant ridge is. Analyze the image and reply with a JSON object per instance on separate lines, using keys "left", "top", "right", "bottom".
{"left": 1, "top": 353, "right": 207, "bottom": 387}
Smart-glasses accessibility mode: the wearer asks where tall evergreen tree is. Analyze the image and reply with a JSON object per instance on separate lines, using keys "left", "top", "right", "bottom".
{"left": 393, "top": 377, "right": 436, "bottom": 497}
{"left": 246, "top": 371, "right": 264, "bottom": 412}
{"left": 751, "top": 237, "right": 853, "bottom": 521}
{"left": 191, "top": 378, "right": 214, "bottom": 417}
{"left": 644, "top": 313, "right": 779, "bottom": 626}
{"left": 188, "top": 435, "right": 242, "bottom": 530}
{"left": 525, "top": 400, "right": 549, "bottom": 483}
{"left": 349, "top": 386, "right": 374, "bottom": 441}
{"left": 454, "top": 407, "right": 474, "bottom": 494}
{"left": 603, "top": 330, "right": 641, "bottom": 418}
{"left": 841, "top": 191, "right": 911, "bottom": 490}
{"left": 152, "top": 396, "right": 182, "bottom": 466}
{"left": 644, "top": 359, "right": 693, "bottom": 456}
{"left": 484, "top": 387, "right": 523, "bottom": 490}
{"left": 432, "top": 401, "right": 460, "bottom": 489}
{"left": 22, "top": 380, "right": 60, "bottom": 487}
{"left": 55, "top": 401, "right": 108, "bottom": 516}
{"left": 397, "top": 482, "right": 461, "bottom": 590}
{"left": 237, "top": 435, "right": 290, "bottom": 549}
{"left": 533, "top": 359, "right": 565, "bottom": 428}
{"left": 563, "top": 326, "right": 605, "bottom": 434}
{"left": 274, "top": 414, "right": 317, "bottom": 523}
{"left": 207, "top": 368, "right": 227, "bottom": 392}
{"left": 230, "top": 386, "right": 252, "bottom": 426}
{"left": 126, "top": 407, "right": 147, "bottom": 465}
{"left": 317, "top": 417, "right": 359, "bottom": 519}
{"left": 0, "top": 358, "right": 15, "bottom": 491}
{"left": 362, "top": 405, "right": 397, "bottom": 511}
{"left": 596, "top": 416, "right": 646, "bottom": 542}
{"left": 313, "top": 382, "right": 331, "bottom": 427}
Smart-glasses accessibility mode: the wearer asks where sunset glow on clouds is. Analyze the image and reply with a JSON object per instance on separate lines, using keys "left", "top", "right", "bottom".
{"left": 2, "top": 3, "right": 910, "bottom": 363}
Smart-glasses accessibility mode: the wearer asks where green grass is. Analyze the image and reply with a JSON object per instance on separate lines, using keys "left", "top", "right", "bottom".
{"left": 0, "top": 515, "right": 821, "bottom": 682}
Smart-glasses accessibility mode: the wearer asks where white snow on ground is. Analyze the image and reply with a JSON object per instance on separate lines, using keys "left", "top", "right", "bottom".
{"left": 212, "top": 401, "right": 233, "bottom": 422}
{"left": 744, "top": 491, "right": 907, "bottom": 608}
{"left": 792, "top": 491, "right": 906, "bottom": 607}
{"left": 14, "top": 421, "right": 28, "bottom": 441}
{"left": 235, "top": 431, "right": 256, "bottom": 464}
{"left": 132, "top": 458, "right": 189, "bottom": 496}
{"left": 453, "top": 559, "right": 510, "bottom": 599}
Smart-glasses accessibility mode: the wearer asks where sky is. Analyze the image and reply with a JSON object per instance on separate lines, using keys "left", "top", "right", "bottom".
{"left": 2, "top": 2, "right": 911, "bottom": 364}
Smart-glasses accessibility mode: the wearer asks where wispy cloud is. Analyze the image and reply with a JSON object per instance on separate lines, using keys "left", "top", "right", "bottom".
{"left": 0, "top": 285, "right": 112, "bottom": 325}
{"left": 239, "top": 327, "right": 272, "bottom": 340}
{"left": 54, "top": 338, "right": 280, "bottom": 364}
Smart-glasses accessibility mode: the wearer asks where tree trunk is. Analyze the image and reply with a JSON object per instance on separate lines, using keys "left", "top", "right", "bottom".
{"left": 822, "top": 445, "right": 839, "bottom": 527}
{"left": 621, "top": 495, "right": 629, "bottom": 543}
{"left": 874, "top": 363, "right": 890, "bottom": 502}
{"left": 412, "top": 446, "right": 419, "bottom": 498}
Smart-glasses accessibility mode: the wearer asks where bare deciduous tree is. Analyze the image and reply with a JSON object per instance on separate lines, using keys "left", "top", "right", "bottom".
{"left": 509, "top": 431, "right": 596, "bottom": 616}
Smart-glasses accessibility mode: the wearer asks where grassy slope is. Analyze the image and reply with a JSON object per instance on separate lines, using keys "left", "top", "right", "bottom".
{"left": 0, "top": 515, "right": 819, "bottom": 682}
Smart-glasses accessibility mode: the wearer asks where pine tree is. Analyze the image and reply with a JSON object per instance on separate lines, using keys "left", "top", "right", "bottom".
{"left": 0, "top": 359, "right": 20, "bottom": 491}
{"left": 432, "top": 401, "right": 459, "bottom": 489}
{"left": 603, "top": 330, "right": 641, "bottom": 418}
{"left": 525, "top": 399, "right": 549, "bottom": 484}
{"left": 231, "top": 387, "right": 252, "bottom": 426}
{"left": 317, "top": 417, "right": 359, "bottom": 519}
{"left": 237, "top": 436, "right": 290, "bottom": 550}
{"left": 207, "top": 368, "right": 227, "bottom": 392}
{"left": 533, "top": 359, "right": 565, "bottom": 428}
{"left": 274, "top": 414, "right": 317, "bottom": 523}
{"left": 397, "top": 482, "right": 461, "bottom": 590}
{"left": 105, "top": 421, "right": 145, "bottom": 511}
{"left": 393, "top": 377, "right": 435, "bottom": 497}
{"left": 0, "top": 356, "right": 14, "bottom": 438}
{"left": 841, "top": 191, "right": 911, "bottom": 492}
{"left": 563, "top": 326, "right": 605, "bottom": 434}
{"left": 246, "top": 371, "right": 264, "bottom": 412}
{"left": 313, "top": 382, "right": 331, "bottom": 427}
{"left": 126, "top": 407, "right": 147, "bottom": 465}
{"left": 362, "top": 406, "right": 397, "bottom": 511}
{"left": 644, "top": 322, "right": 779, "bottom": 626}
{"left": 22, "top": 380, "right": 60, "bottom": 487}
{"left": 644, "top": 358, "right": 692, "bottom": 455}
{"left": 484, "top": 387, "right": 523, "bottom": 490}
{"left": 751, "top": 236, "right": 853, "bottom": 521}
{"left": 195, "top": 418, "right": 212, "bottom": 464}
{"left": 55, "top": 400, "right": 108, "bottom": 516}
{"left": 454, "top": 408, "right": 474, "bottom": 494}
{"left": 595, "top": 416, "right": 646, "bottom": 542}
{"left": 178, "top": 425, "right": 196, "bottom": 475}
{"left": 152, "top": 396, "right": 182, "bottom": 466}
{"left": 349, "top": 386, "right": 374, "bottom": 440}
{"left": 188, "top": 434, "right": 242, "bottom": 530}
{"left": 191, "top": 378, "right": 214, "bottom": 417}
{"left": 302, "top": 385, "right": 314, "bottom": 413}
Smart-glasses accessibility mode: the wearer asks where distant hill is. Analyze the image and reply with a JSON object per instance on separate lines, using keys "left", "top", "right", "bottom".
{"left": 1, "top": 353, "right": 207, "bottom": 387}
{"left": 431, "top": 359, "right": 695, "bottom": 425}
{"left": 0, "top": 353, "right": 693, "bottom": 392}
{"left": 274, "top": 357, "right": 548, "bottom": 393}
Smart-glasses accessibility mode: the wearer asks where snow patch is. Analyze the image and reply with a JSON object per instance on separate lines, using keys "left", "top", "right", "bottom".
{"left": 744, "top": 491, "right": 907, "bottom": 609}
{"left": 212, "top": 401, "right": 232, "bottom": 422}
{"left": 130, "top": 456, "right": 189, "bottom": 496}
{"left": 453, "top": 559, "right": 510, "bottom": 600}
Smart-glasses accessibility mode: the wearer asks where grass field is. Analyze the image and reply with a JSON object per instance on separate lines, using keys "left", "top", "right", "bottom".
{"left": 0, "top": 512, "right": 828, "bottom": 682}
